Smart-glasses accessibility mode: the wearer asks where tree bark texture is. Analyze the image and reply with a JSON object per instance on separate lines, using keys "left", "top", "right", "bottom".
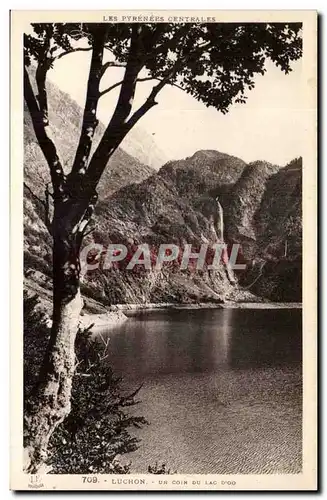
{"left": 24, "top": 202, "right": 87, "bottom": 472}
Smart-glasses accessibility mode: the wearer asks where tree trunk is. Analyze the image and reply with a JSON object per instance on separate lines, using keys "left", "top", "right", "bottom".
{"left": 24, "top": 207, "right": 83, "bottom": 473}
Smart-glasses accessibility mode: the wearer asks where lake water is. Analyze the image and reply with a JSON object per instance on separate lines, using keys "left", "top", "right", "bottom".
{"left": 100, "top": 307, "right": 302, "bottom": 474}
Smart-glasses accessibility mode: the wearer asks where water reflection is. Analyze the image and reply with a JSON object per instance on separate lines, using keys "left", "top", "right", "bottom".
{"left": 229, "top": 309, "right": 302, "bottom": 368}
{"left": 97, "top": 307, "right": 302, "bottom": 474}
{"left": 98, "top": 308, "right": 301, "bottom": 379}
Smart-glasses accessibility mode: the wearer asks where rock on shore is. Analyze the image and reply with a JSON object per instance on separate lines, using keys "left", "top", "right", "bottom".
{"left": 79, "top": 310, "right": 128, "bottom": 331}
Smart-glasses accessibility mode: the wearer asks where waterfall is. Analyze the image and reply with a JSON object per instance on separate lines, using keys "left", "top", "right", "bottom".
{"left": 215, "top": 197, "right": 236, "bottom": 284}
{"left": 215, "top": 197, "right": 224, "bottom": 242}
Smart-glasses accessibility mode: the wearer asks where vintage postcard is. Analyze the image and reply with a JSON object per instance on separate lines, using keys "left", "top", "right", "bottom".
{"left": 10, "top": 10, "right": 317, "bottom": 491}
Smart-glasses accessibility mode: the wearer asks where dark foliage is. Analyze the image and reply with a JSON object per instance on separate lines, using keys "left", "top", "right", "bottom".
{"left": 23, "top": 292, "right": 148, "bottom": 474}
{"left": 23, "top": 291, "right": 50, "bottom": 399}
{"left": 48, "top": 328, "right": 148, "bottom": 474}
{"left": 25, "top": 22, "right": 302, "bottom": 114}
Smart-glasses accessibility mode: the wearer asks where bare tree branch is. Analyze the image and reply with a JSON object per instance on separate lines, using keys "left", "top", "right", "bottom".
{"left": 34, "top": 26, "right": 53, "bottom": 128}
{"left": 100, "top": 60, "right": 127, "bottom": 77}
{"left": 70, "top": 25, "right": 108, "bottom": 183}
{"left": 122, "top": 60, "right": 187, "bottom": 133}
{"left": 53, "top": 47, "right": 92, "bottom": 61}
{"left": 98, "top": 76, "right": 151, "bottom": 98}
{"left": 104, "top": 24, "right": 144, "bottom": 123}
{"left": 51, "top": 41, "right": 122, "bottom": 63}
{"left": 99, "top": 76, "right": 185, "bottom": 98}
{"left": 98, "top": 24, "right": 186, "bottom": 95}
{"left": 83, "top": 25, "right": 145, "bottom": 192}
{"left": 81, "top": 25, "right": 205, "bottom": 194}
{"left": 123, "top": 38, "right": 212, "bottom": 131}
{"left": 75, "top": 192, "right": 98, "bottom": 250}
{"left": 122, "top": 91, "right": 159, "bottom": 134}
{"left": 24, "top": 181, "right": 53, "bottom": 234}
{"left": 24, "top": 181, "right": 45, "bottom": 207}
{"left": 83, "top": 225, "right": 97, "bottom": 238}
{"left": 24, "top": 65, "right": 66, "bottom": 200}
{"left": 98, "top": 25, "right": 166, "bottom": 79}
{"left": 44, "top": 184, "right": 53, "bottom": 234}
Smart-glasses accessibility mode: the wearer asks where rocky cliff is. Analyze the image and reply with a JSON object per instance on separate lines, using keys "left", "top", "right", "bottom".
{"left": 243, "top": 159, "right": 302, "bottom": 301}
{"left": 78, "top": 150, "right": 249, "bottom": 306}
{"left": 23, "top": 77, "right": 302, "bottom": 309}
{"left": 224, "top": 158, "right": 302, "bottom": 301}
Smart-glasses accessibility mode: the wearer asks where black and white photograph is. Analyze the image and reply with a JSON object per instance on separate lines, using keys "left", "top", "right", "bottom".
{"left": 10, "top": 10, "right": 317, "bottom": 491}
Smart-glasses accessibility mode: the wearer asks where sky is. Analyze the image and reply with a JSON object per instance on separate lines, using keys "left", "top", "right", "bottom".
{"left": 47, "top": 45, "right": 304, "bottom": 166}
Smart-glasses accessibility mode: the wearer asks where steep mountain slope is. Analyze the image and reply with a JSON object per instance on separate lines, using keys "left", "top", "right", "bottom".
{"left": 97, "top": 150, "right": 246, "bottom": 242}
{"left": 226, "top": 158, "right": 302, "bottom": 301}
{"left": 24, "top": 147, "right": 251, "bottom": 307}
{"left": 24, "top": 72, "right": 155, "bottom": 311}
{"left": 256, "top": 158, "right": 302, "bottom": 259}
{"left": 246, "top": 158, "right": 302, "bottom": 301}
{"left": 120, "top": 124, "right": 167, "bottom": 170}
{"left": 24, "top": 73, "right": 155, "bottom": 200}
{"left": 23, "top": 71, "right": 302, "bottom": 307}
{"left": 224, "top": 160, "right": 281, "bottom": 260}
{"left": 79, "top": 151, "right": 250, "bottom": 305}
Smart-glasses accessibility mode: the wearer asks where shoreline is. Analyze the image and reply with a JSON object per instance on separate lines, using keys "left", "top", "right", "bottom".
{"left": 109, "top": 301, "right": 302, "bottom": 312}
{"left": 81, "top": 301, "right": 302, "bottom": 331}
{"left": 79, "top": 310, "right": 129, "bottom": 331}
{"left": 219, "top": 301, "right": 302, "bottom": 309}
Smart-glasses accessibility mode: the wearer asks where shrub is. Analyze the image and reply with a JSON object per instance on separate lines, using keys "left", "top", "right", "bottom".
{"left": 24, "top": 250, "right": 51, "bottom": 277}
{"left": 23, "top": 290, "right": 50, "bottom": 399}
{"left": 48, "top": 329, "right": 148, "bottom": 474}
{"left": 23, "top": 292, "right": 148, "bottom": 474}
